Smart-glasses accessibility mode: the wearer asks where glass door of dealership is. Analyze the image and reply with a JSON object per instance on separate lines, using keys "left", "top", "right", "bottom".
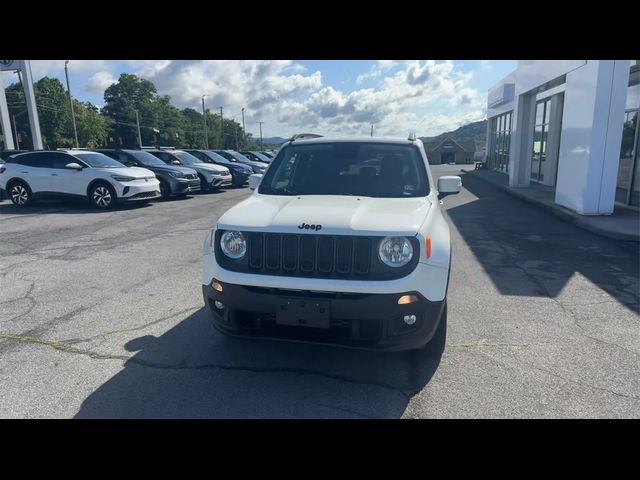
{"left": 530, "top": 93, "right": 563, "bottom": 187}
{"left": 615, "top": 62, "right": 640, "bottom": 208}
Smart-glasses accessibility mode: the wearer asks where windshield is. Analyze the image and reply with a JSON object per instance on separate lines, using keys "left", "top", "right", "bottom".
{"left": 244, "top": 151, "right": 271, "bottom": 163}
{"left": 258, "top": 142, "right": 430, "bottom": 198}
{"left": 202, "top": 150, "right": 232, "bottom": 164}
{"left": 227, "top": 151, "right": 254, "bottom": 163}
{"left": 130, "top": 150, "right": 168, "bottom": 166}
{"left": 169, "top": 151, "right": 203, "bottom": 166}
{"left": 74, "top": 153, "right": 126, "bottom": 168}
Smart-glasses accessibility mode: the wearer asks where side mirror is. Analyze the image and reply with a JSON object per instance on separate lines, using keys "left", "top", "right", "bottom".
{"left": 248, "top": 174, "right": 263, "bottom": 190}
{"left": 172, "top": 160, "right": 181, "bottom": 165}
{"left": 437, "top": 175, "right": 462, "bottom": 199}
{"left": 65, "top": 162, "right": 83, "bottom": 170}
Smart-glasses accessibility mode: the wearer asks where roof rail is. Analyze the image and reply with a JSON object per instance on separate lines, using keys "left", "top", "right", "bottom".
{"left": 290, "top": 133, "right": 323, "bottom": 142}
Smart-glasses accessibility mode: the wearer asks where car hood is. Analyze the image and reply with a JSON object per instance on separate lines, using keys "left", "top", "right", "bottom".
{"left": 144, "top": 165, "right": 197, "bottom": 175}
{"left": 191, "top": 163, "right": 229, "bottom": 173}
{"left": 95, "top": 166, "right": 156, "bottom": 178}
{"left": 217, "top": 194, "right": 432, "bottom": 236}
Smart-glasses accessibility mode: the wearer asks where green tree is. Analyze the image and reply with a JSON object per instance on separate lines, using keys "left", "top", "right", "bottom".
{"left": 74, "top": 101, "right": 108, "bottom": 148}
{"left": 102, "top": 73, "right": 158, "bottom": 147}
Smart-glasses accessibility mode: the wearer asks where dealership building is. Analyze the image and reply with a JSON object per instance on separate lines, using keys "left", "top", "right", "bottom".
{"left": 485, "top": 60, "right": 639, "bottom": 214}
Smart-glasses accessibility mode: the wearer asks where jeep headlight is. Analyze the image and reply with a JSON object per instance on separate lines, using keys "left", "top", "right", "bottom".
{"left": 220, "top": 231, "right": 246, "bottom": 259}
{"left": 378, "top": 237, "right": 413, "bottom": 267}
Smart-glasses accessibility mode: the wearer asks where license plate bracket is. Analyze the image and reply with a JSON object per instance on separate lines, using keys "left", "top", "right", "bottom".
{"left": 276, "top": 298, "right": 331, "bottom": 329}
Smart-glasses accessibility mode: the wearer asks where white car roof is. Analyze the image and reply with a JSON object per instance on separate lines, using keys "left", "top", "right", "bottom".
{"left": 290, "top": 136, "right": 420, "bottom": 146}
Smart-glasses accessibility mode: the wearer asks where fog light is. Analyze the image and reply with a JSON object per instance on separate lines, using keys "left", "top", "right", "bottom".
{"left": 398, "top": 295, "right": 418, "bottom": 305}
{"left": 214, "top": 300, "right": 224, "bottom": 309}
{"left": 403, "top": 314, "right": 417, "bottom": 325}
{"left": 212, "top": 280, "right": 223, "bottom": 292}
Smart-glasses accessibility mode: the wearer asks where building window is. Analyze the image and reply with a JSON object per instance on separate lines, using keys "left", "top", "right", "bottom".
{"left": 616, "top": 64, "right": 640, "bottom": 207}
{"left": 531, "top": 99, "right": 551, "bottom": 182}
{"left": 490, "top": 111, "right": 512, "bottom": 173}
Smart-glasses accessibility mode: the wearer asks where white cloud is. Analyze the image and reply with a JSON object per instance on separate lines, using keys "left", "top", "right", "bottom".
{"left": 84, "top": 71, "right": 116, "bottom": 93}
{"left": 24, "top": 59, "right": 487, "bottom": 138}
{"left": 480, "top": 60, "right": 492, "bottom": 70}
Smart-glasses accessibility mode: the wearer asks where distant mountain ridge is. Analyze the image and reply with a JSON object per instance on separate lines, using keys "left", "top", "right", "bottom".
{"left": 420, "top": 120, "right": 487, "bottom": 150}
{"left": 259, "top": 136, "right": 288, "bottom": 145}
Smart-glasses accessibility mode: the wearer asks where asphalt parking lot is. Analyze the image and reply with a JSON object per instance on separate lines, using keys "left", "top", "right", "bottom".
{"left": 1, "top": 165, "right": 638, "bottom": 418}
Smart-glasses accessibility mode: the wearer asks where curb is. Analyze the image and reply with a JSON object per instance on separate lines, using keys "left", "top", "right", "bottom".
{"left": 461, "top": 169, "right": 640, "bottom": 243}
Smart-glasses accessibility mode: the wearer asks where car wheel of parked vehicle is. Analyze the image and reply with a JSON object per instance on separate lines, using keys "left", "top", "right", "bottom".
{"left": 7, "top": 180, "right": 33, "bottom": 207}
{"left": 89, "top": 182, "right": 116, "bottom": 210}
{"left": 198, "top": 174, "right": 210, "bottom": 193}
{"left": 159, "top": 180, "right": 170, "bottom": 199}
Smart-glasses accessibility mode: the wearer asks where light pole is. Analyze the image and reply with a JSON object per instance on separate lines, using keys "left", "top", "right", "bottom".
{"left": 219, "top": 106, "right": 223, "bottom": 148}
{"left": 370, "top": 124, "right": 374, "bottom": 137}
{"left": 64, "top": 61, "right": 79, "bottom": 148}
{"left": 257, "top": 121, "right": 264, "bottom": 150}
{"left": 241, "top": 107, "right": 245, "bottom": 148}
{"left": 135, "top": 110, "right": 142, "bottom": 148}
{"left": 201, "top": 95, "right": 209, "bottom": 149}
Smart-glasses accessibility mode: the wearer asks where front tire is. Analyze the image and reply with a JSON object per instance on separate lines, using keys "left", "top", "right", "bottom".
{"left": 159, "top": 180, "right": 171, "bottom": 199}
{"left": 89, "top": 182, "right": 116, "bottom": 210}
{"left": 8, "top": 180, "right": 33, "bottom": 207}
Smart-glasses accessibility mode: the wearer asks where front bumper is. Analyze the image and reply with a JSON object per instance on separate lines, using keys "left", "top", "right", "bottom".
{"left": 119, "top": 180, "right": 161, "bottom": 202}
{"left": 231, "top": 172, "right": 250, "bottom": 186}
{"left": 173, "top": 177, "right": 201, "bottom": 194}
{"left": 210, "top": 175, "right": 233, "bottom": 189}
{"left": 202, "top": 281, "right": 445, "bottom": 351}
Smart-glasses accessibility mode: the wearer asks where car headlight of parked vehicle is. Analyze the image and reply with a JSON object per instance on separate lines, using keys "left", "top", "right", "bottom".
{"left": 220, "top": 231, "right": 246, "bottom": 259}
{"left": 378, "top": 236, "right": 413, "bottom": 267}
{"left": 111, "top": 175, "right": 136, "bottom": 182}
{"left": 168, "top": 171, "right": 185, "bottom": 178}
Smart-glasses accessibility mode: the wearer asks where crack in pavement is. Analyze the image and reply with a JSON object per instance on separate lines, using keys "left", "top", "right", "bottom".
{"left": 63, "top": 306, "right": 201, "bottom": 344}
{"left": 476, "top": 348, "right": 640, "bottom": 403}
{"left": 0, "top": 332, "right": 412, "bottom": 401}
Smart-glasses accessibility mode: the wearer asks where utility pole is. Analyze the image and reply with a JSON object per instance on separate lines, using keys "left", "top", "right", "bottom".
{"left": 219, "top": 107, "right": 223, "bottom": 148}
{"left": 64, "top": 61, "right": 79, "bottom": 148}
{"left": 12, "top": 114, "right": 20, "bottom": 149}
{"left": 257, "top": 121, "right": 264, "bottom": 150}
{"left": 370, "top": 124, "right": 374, "bottom": 136}
{"left": 234, "top": 123, "right": 239, "bottom": 150}
{"left": 135, "top": 110, "right": 142, "bottom": 148}
{"left": 201, "top": 95, "right": 208, "bottom": 149}
{"left": 241, "top": 108, "right": 245, "bottom": 149}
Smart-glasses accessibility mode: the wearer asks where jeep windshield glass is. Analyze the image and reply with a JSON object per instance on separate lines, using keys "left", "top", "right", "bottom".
{"left": 73, "top": 153, "right": 126, "bottom": 168}
{"left": 258, "top": 143, "right": 430, "bottom": 198}
{"left": 130, "top": 150, "right": 167, "bottom": 166}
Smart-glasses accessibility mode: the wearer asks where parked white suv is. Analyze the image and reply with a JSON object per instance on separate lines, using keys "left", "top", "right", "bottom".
{"left": 0, "top": 149, "right": 161, "bottom": 209}
{"left": 202, "top": 136, "right": 462, "bottom": 351}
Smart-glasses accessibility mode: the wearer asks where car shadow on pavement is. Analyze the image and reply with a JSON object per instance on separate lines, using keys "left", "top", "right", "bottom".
{"left": 74, "top": 307, "right": 446, "bottom": 418}
{"left": 444, "top": 172, "right": 639, "bottom": 312}
{"left": 0, "top": 199, "right": 155, "bottom": 215}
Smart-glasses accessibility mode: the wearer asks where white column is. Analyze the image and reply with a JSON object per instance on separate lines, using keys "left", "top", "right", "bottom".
{"left": 555, "top": 60, "right": 631, "bottom": 214}
{"left": 21, "top": 60, "right": 43, "bottom": 150}
{"left": 0, "top": 73, "right": 15, "bottom": 150}
{"left": 509, "top": 91, "right": 535, "bottom": 187}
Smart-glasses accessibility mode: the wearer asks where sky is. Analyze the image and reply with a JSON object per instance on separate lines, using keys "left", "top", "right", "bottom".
{"left": 1, "top": 60, "right": 516, "bottom": 139}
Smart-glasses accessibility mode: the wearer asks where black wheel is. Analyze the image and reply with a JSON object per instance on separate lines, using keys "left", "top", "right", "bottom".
{"left": 8, "top": 180, "right": 33, "bottom": 207}
{"left": 159, "top": 180, "right": 171, "bottom": 199}
{"left": 89, "top": 182, "right": 116, "bottom": 209}
{"left": 199, "top": 174, "right": 210, "bottom": 192}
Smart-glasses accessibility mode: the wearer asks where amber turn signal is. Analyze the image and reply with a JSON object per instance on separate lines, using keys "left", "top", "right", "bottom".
{"left": 398, "top": 294, "right": 419, "bottom": 305}
{"left": 212, "top": 280, "right": 223, "bottom": 292}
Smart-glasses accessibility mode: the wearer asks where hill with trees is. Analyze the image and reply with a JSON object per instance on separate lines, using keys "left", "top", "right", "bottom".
{"left": 420, "top": 120, "right": 487, "bottom": 150}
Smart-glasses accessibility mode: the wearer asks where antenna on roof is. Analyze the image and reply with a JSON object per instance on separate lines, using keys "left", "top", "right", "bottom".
{"left": 408, "top": 131, "right": 417, "bottom": 141}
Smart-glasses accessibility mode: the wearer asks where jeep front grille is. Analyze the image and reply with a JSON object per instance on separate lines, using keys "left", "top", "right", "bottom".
{"left": 215, "top": 231, "right": 420, "bottom": 281}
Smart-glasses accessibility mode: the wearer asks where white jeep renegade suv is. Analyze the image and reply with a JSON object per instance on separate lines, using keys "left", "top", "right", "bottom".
{"left": 0, "top": 149, "right": 160, "bottom": 209}
{"left": 202, "top": 135, "right": 461, "bottom": 351}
